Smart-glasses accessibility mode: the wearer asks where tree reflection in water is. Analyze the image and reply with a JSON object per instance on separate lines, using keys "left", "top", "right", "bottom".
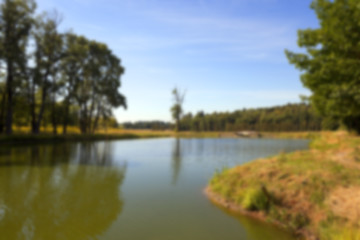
{"left": 0, "top": 142, "right": 126, "bottom": 240}
{"left": 171, "top": 138, "right": 182, "bottom": 185}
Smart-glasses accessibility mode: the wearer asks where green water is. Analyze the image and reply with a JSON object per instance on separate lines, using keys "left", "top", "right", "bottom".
{"left": 0, "top": 138, "right": 308, "bottom": 240}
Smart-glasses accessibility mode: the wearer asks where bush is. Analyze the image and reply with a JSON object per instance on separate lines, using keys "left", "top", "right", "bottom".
{"left": 241, "top": 187, "right": 270, "bottom": 211}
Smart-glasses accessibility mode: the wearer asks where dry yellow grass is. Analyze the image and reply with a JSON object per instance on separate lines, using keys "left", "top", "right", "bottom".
{"left": 327, "top": 187, "right": 360, "bottom": 222}
{"left": 11, "top": 126, "right": 173, "bottom": 137}
{"left": 10, "top": 126, "right": 322, "bottom": 140}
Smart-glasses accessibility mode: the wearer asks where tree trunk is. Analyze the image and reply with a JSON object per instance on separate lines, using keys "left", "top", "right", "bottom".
{"left": 32, "top": 72, "right": 49, "bottom": 134}
{"left": 5, "top": 61, "right": 13, "bottom": 135}
{"left": 92, "top": 107, "right": 101, "bottom": 133}
{"left": 80, "top": 118, "right": 87, "bottom": 134}
{"left": 175, "top": 117, "right": 180, "bottom": 132}
{"left": 52, "top": 112, "right": 57, "bottom": 134}
{"left": 88, "top": 96, "right": 95, "bottom": 133}
{"left": 62, "top": 100, "right": 69, "bottom": 135}
{"left": 32, "top": 122, "right": 40, "bottom": 134}
{"left": 79, "top": 104, "right": 87, "bottom": 134}
{"left": 30, "top": 79, "right": 37, "bottom": 134}
{"left": 35, "top": 88, "right": 47, "bottom": 134}
{"left": 51, "top": 75, "right": 58, "bottom": 135}
{"left": 0, "top": 89, "right": 7, "bottom": 134}
{"left": 51, "top": 94, "right": 57, "bottom": 135}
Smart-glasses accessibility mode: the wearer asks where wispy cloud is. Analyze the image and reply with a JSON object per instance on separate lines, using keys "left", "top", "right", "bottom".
{"left": 37, "top": 0, "right": 297, "bottom": 63}
{"left": 103, "top": 1, "right": 297, "bottom": 63}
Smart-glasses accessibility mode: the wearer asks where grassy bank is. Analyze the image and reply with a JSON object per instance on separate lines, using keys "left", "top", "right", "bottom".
{"left": 207, "top": 131, "right": 360, "bottom": 240}
{"left": 260, "top": 131, "right": 322, "bottom": 140}
{"left": 176, "top": 131, "right": 321, "bottom": 139}
{"left": 175, "top": 131, "right": 322, "bottom": 139}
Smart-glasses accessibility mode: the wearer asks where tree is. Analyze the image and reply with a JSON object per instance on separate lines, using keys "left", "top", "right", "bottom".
{"left": 0, "top": 77, "right": 6, "bottom": 132}
{"left": 286, "top": 0, "right": 360, "bottom": 133}
{"left": 0, "top": 0, "right": 36, "bottom": 134}
{"left": 30, "top": 12, "right": 64, "bottom": 134}
{"left": 78, "top": 40, "right": 126, "bottom": 134}
{"left": 171, "top": 87, "right": 185, "bottom": 132}
{"left": 60, "top": 34, "right": 88, "bottom": 134}
{"left": 0, "top": 1, "right": 127, "bottom": 135}
{"left": 61, "top": 35, "right": 126, "bottom": 134}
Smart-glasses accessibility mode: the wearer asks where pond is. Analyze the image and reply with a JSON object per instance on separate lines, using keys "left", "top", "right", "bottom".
{"left": 0, "top": 138, "right": 309, "bottom": 240}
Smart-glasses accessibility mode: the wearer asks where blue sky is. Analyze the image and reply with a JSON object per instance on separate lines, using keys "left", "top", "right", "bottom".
{"left": 36, "top": 0, "right": 318, "bottom": 122}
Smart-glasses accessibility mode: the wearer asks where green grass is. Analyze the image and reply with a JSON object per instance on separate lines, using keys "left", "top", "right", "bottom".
{"left": 241, "top": 187, "right": 270, "bottom": 211}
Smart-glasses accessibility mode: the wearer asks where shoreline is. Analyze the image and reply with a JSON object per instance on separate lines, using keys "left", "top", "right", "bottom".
{"left": 204, "top": 186, "right": 268, "bottom": 222}
{"left": 0, "top": 130, "right": 320, "bottom": 144}
{"left": 206, "top": 131, "right": 360, "bottom": 240}
{"left": 204, "top": 186, "right": 314, "bottom": 240}
{"left": 0, "top": 133, "right": 172, "bottom": 145}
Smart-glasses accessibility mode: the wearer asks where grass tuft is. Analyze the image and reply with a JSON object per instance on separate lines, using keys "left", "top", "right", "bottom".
{"left": 241, "top": 187, "right": 270, "bottom": 211}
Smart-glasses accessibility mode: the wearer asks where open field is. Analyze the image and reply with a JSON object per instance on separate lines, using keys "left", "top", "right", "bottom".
{"left": 207, "top": 131, "right": 360, "bottom": 240}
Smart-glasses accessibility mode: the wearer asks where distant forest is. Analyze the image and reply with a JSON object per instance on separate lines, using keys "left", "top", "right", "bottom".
{"left": 122, "top": 121, "right": 173, "bottom": 130}
{"left": 123, "top": 103, "right": 330, "bottom": 132}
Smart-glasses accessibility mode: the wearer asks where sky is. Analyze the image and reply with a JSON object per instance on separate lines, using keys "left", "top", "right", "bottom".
{"left": 36, "top": 0, "right": 318, "bottom": 123}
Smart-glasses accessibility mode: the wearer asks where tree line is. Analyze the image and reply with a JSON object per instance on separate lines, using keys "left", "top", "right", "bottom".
{"left": 0, "top": 0, "right": 126, "bottom": 135}
{"left": 179, "top": 103, "right": 324, "bottom": 132}
{"left": 122, "top": 121, "right": 173, "bottom": 130}
{"left": 123, "top": 103, "right": 326, "bottom": 132}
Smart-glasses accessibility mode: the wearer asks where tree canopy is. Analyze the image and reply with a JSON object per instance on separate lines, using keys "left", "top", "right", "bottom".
{"left": 286, "top": 0, "right": 360, "bottom": 133}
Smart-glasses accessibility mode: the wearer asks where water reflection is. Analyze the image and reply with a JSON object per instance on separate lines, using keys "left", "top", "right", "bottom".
{"left": 0, "top": 142, "right": 121, "bottom": 167}
{"left": 171, "top": 138, "right": 182, "bottom": 185}
{"left": 0, "top": 142, "right": 126, "bottom": 240}
{"left": 77, "top": 142, "right": 117, "bottom": 166}
{"left": 0, "top": 138, "right": 308, "bottom": 240}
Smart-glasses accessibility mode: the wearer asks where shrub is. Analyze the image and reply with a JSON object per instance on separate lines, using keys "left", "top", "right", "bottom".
{"left": 241, "top": 187, "right": 270, "bottom": 211}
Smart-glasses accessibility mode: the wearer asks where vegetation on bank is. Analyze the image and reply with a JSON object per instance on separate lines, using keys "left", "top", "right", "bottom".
{"left": 208, "top": 132, "right": 360, "bottom": 240}
{"left": 0, "top": 127, "right": 322, "bottom": 144}
{"left": 175, "top": 131, "right": 321, "bottom": 139}
{"left": 260, "top": 131, "right": 321, "bottom": 140}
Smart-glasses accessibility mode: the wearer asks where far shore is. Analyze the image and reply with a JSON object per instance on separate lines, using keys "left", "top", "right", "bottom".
{"left": 0, "top": 129, "right": 321, "bottom": 144}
